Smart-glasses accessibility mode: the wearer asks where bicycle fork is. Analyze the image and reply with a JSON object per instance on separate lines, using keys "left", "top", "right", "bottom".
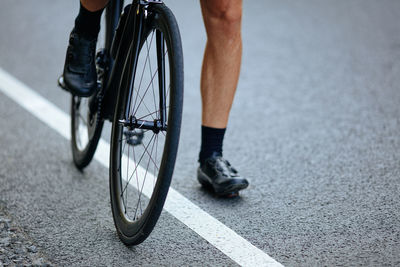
{"left": 117, "top": 1, "right": 168, "bottom": 134}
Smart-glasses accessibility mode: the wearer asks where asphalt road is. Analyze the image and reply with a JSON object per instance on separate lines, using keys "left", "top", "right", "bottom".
{"left": 1, "top": 0, "right": 400, "bottom": 266}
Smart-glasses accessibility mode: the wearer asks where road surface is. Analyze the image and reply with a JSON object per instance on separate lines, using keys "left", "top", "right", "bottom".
{"left": 0, "top": 0, "right": 400, "bottom": 266}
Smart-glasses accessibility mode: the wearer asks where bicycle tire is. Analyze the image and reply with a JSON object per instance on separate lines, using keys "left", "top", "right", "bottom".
{"left": 70, "top": 94, "right": 104, "bottom": 169}
{"left": 109, "top": 3, "right": 183, "bottom": 245}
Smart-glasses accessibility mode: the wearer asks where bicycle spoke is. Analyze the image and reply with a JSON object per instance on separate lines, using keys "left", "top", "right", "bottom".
{"left": 140, "top": 137, "right": 160, "bottom": 172}
{"left": 133, "top": 67, "right": 159, "bottom": 116}
{"left": 145, "top": 34, "right": 158, "bottom": 118}
{"left": 131, "top": 85, "right": 156, "bottom": 120}
{"left": 78, "top": 113, "right": 88, "bottom": 126}
{"left": 121, "top": 133, "right": 156, "bottom": 195}
{"left": 109, "top": 3, "right": 183, "bottom": 245}
{"left": 134, "top": 132, "right": 157, "bottom": 219}
{"left": 136, "top": 31, "right": 154, "bottom": 96}
{"left": 132, "top": 31, "right": 155, "bottom": 116}
{"left": 129, "top": 42, "right": 170, "bottom": 126}
{"left": 132, "top": 49, "right": 168, "bottom": 117}
{"left": 137, "top": 106, "right": 169, "bottom": 120}
{"left": 131, "top": 139, "right": 141, "bottom": 218}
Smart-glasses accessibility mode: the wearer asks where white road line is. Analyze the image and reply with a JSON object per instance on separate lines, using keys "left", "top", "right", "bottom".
{"left": 0, "top": 68, "right": 283, "bottom": 267}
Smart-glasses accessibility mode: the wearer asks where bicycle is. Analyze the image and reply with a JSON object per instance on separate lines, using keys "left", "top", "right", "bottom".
{"left": 58, "top": 0, "right": 183, "bottom": 245}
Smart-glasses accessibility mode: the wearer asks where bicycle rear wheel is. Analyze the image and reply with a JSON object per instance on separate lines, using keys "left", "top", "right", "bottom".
{"left": 70, "top": 93, "right": 103, "bottom": 169}
{"left": 110, "top": 3, "right": 183, "bottom": 245}
{"left": 70, "top": 2, "right": 122, "bottom": 169}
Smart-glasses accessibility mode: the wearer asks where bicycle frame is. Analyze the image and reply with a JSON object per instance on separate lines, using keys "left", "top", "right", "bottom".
{"left": 102, "top": 0, "right": 167, "bottom": 132}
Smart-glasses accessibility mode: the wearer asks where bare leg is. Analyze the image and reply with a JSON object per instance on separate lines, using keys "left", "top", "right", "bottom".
{"left": 81, "top": 0, "right": 109, "bottom": 12}
{"left": 200, "top": 0, "right": 243, "bottom": 129}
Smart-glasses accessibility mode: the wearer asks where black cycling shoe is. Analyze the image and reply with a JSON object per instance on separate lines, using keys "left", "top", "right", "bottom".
{"left": 62, "top": 29, "right": 97, "bottom": 97}
{"left": 197, "top": 152, "right": 249, "bottom": 197}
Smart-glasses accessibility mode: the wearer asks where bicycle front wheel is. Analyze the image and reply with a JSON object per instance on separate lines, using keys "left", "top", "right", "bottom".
{"left": 109, "top": 3, "right": 183, "bottom": 245}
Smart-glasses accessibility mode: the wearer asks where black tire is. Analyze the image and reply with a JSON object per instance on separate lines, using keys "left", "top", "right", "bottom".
{"left": 110, "top": 3, "right": 183, "bottom": 245}
{"left": 71, "top": 94, "right": 104, "bottom": 169}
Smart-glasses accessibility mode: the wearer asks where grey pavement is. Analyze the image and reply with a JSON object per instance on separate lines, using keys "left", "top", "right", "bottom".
{"left": 1, "top": 0, "right": 400, "bottom": 266}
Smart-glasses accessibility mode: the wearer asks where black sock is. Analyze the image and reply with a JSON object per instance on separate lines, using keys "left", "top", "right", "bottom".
{"left": 74, "top": 2, "right": 104, "bottom": 39}
{"left": 198, "top": 126, "right": 226, "bottom": 166}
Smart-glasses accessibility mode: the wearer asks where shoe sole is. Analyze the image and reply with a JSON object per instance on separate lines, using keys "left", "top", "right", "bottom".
{"left": 58, "top": 76, "right": 97, "bottom": 98}
{"left": 197, "top": 168, "right": 248, "bottom": 197}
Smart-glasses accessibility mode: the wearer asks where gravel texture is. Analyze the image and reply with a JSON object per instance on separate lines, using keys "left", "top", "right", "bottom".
{"left": 0, "top": 202, "right": 52, "bottom": 267}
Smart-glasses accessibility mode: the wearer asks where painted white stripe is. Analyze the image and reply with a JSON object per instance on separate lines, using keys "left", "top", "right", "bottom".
{"left": 0, "top": 68, "right": 283, "bottom": 267}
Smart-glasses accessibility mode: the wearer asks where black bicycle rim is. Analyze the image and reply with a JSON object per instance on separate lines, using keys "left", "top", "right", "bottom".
{"left": 110, "top": 3, "right": 183, "bottom": 245}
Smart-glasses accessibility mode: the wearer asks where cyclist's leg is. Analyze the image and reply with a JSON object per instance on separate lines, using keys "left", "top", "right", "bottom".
{"left": 199, "top": 0, "right": 242, "bottom": 129}
{"left": 68, "top": 0, "right": 111, "bottom": 169}
{"left": 81, "top": 0, "right": 109, "bottom": 12}
{"left": 62, "top": 0, "right": 110, "bottom": 97}
{"left": 197, "top": 0, "right": 248, "bottom": 197}
{"left": 75, "top": 0, "right": 109, "bottom": 39}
